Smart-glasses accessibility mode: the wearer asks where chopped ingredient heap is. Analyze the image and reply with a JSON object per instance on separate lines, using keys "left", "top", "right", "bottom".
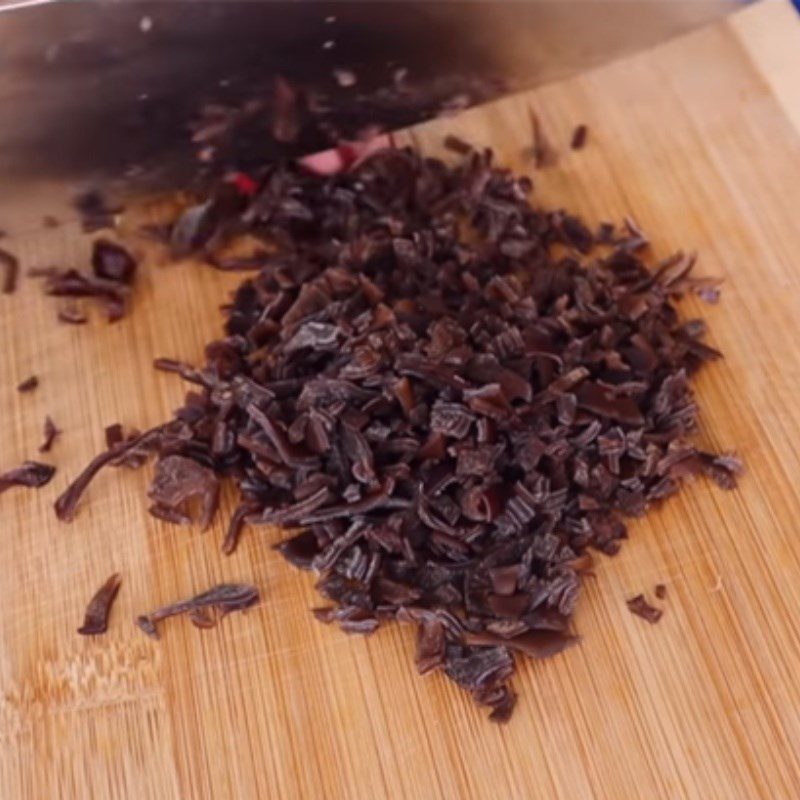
{"left": 55, "top": 145, "right": 739, "bottom": 721}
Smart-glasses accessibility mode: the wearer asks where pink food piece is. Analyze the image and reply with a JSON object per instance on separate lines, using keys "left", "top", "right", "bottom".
{"left": 298, "top": 132, "right": 395, "bottom": 176}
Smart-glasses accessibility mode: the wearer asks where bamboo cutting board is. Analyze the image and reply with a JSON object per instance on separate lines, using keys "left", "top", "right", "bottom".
{"left": 2, "top": 2, "right": 800, "bottom": 797}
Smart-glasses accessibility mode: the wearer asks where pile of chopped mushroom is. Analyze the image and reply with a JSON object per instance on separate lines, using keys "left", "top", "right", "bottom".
{"left": 55, "top": 144, "right": 739, "bottom": 721}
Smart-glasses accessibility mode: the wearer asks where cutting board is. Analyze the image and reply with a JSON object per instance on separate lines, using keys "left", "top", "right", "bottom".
{"left": 2, "top": 2, "right": 800, "bottom": 797}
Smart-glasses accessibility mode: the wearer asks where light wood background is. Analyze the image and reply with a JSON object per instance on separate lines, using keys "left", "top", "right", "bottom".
{"left": 1, "top": 2, "right": 800, "bottom": 797}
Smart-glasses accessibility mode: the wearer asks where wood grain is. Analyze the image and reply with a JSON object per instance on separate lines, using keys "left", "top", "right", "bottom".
{"left": 2, "top": 2, "right": 800, "bottom": 797}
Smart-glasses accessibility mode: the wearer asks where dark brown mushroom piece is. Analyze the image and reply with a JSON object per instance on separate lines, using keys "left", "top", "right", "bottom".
{"left": 147, "top": 455, "right": 220, "bottom": 531}
{"left": 136, "top": 583, "right": 260, "bottom": 639}
{"left": 91, "top": 239, "right": 137, "bottom": 284}
{"left": 0, "top": 461, "right": 56, "bottom": 495}
{"left": 32, "top": 267, "right": 130, "bottom": 323}
{"left": 570, "top": 124, "right": 588, "bottom": 150}
{"left": 77, "top": 573, "right": 122, "bottom": 635}
{"left": 38, "top": 416, "right": 60, "bottom": 453}
{"left": 17, "top": 375, "right": 39, "bottom": 393}
{"left": 0, "top": 247, "right": 19, "bottom": 294}
{"left": 626, "top": 594, "right": 663, "bottom": 624}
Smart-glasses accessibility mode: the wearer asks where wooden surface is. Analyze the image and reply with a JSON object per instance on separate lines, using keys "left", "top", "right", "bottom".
{"left": 2, "top": 2, "right": 800, "bottom": 797}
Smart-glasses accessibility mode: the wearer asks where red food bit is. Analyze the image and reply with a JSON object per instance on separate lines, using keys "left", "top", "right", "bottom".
{"left": 229, "top": 172, "right": 259, "bottom": 197}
